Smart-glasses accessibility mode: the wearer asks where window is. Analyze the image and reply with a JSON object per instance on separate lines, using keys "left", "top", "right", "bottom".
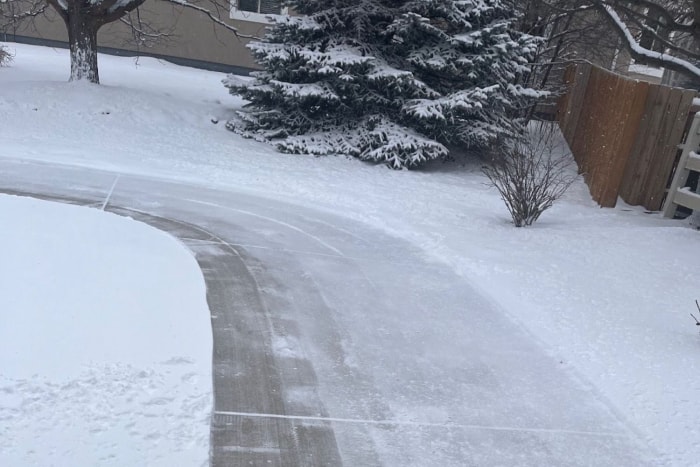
{"left": 230, "top": 0, "right": 288, "bottom": 23}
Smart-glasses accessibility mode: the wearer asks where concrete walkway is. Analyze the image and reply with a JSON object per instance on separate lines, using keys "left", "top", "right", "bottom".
{"left": 0, "top": 158, "right": 660, "bottom": 466}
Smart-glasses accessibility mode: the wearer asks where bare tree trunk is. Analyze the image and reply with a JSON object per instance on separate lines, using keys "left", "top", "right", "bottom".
{"left": 9, "top": 0, "right": 243, "bottom": 85}
{"left": 44, "top": 0, "right": 151, "bottom": 85}
{"left": 66, "top": 13, "right": 100, "bottom": 83}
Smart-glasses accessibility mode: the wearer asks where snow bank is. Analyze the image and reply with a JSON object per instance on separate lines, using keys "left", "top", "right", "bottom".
{"left": 0, "top": 195, "right": 211, "bottom": 466}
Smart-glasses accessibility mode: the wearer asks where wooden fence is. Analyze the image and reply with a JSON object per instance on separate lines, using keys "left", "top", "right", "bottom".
{"left": 557, "top": 63, "right": 696, "bottom": 209}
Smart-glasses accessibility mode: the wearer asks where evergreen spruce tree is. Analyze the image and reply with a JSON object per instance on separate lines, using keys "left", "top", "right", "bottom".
{"left": 224, "top": 0, "right": 543, "bottom": 169}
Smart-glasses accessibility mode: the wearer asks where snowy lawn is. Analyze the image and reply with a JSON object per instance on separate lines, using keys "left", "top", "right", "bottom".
{"left": 1, "top": 42, "right": 700, "bottom": 465}
{"left": 0, "top": 195, "right": 211, "bottom": 466}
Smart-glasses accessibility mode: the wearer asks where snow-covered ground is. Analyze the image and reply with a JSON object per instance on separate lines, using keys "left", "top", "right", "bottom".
{"left": 0, "top": 196, "right": 211, "bottom": 466}
{"left": 1, "top": 42, "right": 699, "bottom": 465}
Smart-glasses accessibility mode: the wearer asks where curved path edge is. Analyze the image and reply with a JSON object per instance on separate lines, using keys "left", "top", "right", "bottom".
{"left": 0, "top": 187, "right": 342, "bottom": 467}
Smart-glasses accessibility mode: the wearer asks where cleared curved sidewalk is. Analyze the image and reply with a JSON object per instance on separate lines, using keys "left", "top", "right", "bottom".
{"left": 0, "top": 158, "right": 660, "bottom": 466}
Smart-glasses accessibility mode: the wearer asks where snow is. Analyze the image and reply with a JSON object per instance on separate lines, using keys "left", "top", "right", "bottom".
{"left": 270, "top": 80, "right": 340, "bottom": 99}
{"left": 1, "top": 42, "right": 700, "bottom": 465}
{"left": 508, "top": 82, "right": 547, "bottom": 98}
{"left": 106, "top": 0, "right": 143, "bottom": 11}
{"left": 628, "top": 63, "right": 665, "bottom": 79}
{"left": 404, "top": 86, "right": 495, "bottom": 119}
{"left": 0, "top": 195, "right": 211, "bottom": 465}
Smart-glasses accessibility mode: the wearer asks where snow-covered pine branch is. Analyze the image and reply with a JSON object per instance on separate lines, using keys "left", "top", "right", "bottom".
{"left": 225, "top": 0, "right": 543, "bottom": 168}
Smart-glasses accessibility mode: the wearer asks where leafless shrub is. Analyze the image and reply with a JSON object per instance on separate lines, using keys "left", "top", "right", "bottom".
{"left": 691, "top": 300, "right": 700, "bottom": 333}
{"left": 483, "top": 124, "right": 577, "bottom": 227}
{"left": 0, "top": 45, "right": 12, "bottom": 67}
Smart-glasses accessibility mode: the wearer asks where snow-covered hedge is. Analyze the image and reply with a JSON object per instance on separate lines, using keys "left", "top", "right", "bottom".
{"left": 225, "top": 0, "right": 544, "bottom": 169}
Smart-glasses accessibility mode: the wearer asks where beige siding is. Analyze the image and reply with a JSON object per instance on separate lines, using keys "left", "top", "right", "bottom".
{"left": 4, "top": 1, "right": 271, "bottom": 71}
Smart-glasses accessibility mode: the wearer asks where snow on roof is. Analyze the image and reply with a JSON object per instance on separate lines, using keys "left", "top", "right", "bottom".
{"left": 628, "top": 63, "right": 665, "bottom": 79}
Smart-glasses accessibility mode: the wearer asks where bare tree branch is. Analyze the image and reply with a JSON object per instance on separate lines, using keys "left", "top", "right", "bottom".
{"left": 120, "top": 9, "right": 173, "bottom": 47}
{"left": 162, "top": 0, "right": 260, "bottom": 40}
{"left": 598, "top": 4, "right": 700, "bottom": 79}
{"left": 0, "top": 0, "right": 48, "bottom": 23}
{"left": 43, "top": 0, "right": 68, "bottom": 20}
{"left": 529, "top": 0, "right": 700, "bottom": 83}
{"left": 99, "top": 0, "right": 148, "bottom": 25}
{"left": 605, "top": 0, "right": 698, "bottom": 33}
{"left": 619, "top": 9, "right": 700, "bottom": 60}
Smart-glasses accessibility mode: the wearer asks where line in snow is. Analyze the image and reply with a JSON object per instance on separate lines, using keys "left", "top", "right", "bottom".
{"left": 213, "top": 410, "right": 626, "bottom": 438}
{"left": 101, "top": 174, "right": 121, "bottom": 211}
{"left": 181, "top": 237, "right": 413, "bottom": 266}
{"left": 181, "top": 237, "right": 350, "bottom": 259}
{"left": 184, "top": 198, "right": 345, "bottom": 256}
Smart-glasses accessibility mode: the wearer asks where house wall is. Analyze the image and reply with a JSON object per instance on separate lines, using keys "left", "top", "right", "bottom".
{"left": 2, "top": 0, "right": 268, "bottom": 74}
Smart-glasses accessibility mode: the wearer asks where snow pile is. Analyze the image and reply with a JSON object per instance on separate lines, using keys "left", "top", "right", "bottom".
{"left": 0, "top": 195, "right": 211, "bottom": 466}
{"left": 1, "top": 42, "right": 700, "bottom": 465}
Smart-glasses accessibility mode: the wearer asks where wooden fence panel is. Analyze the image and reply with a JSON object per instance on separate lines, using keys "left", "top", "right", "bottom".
{"left": 558, "top": 63, "right": 696, "bottom": 209}
{"left": 598, "top": 70, "right": 649, "bottom": 207}
{"left": 636, "top": 89, "right": 696, "bottom": 210}
{"left": 608, "top": 76, "right": 650, "bottom": 208}
{"left": 619, "top": 85, "right": 672, "bottom": 205}
{"left": 579, "top": 68, "right": 615, "bottom": 203}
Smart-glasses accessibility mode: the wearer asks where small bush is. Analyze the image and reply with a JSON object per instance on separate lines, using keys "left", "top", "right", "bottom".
{"left": 0, "top": 46, "right": 12, "bottom": 67}
{"left": 483, "top": 124, "right": 576, "bottom": 227}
